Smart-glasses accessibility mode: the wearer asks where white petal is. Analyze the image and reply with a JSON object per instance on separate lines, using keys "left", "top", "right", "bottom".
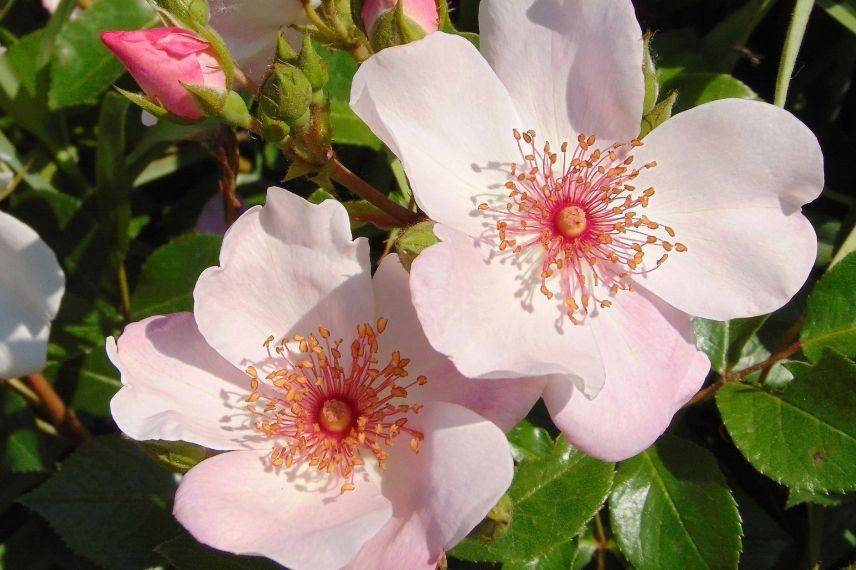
{"left": 350, "top": 33, "right": 523, "bottom": 237}
{"left": 632, "top": 99, "right": 824, "bottom": 320}
{"left": 108, "top": 313, "right": 262, "bottom": 450}
{"left": 194, "top": 188, "right": 374, "bottom": 371}
{"left": 0, "top": 211, "right": 64, "bottom": 378}
{"left": 480, "top": 0, "right": 644, "bottom": 146}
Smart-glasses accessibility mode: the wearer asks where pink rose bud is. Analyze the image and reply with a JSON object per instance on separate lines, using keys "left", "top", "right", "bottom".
{"left": 362, "top": 0, "right": 440, "bottom": 39}
{"left": 101, "top": 27, "right": 227, "bottom": 120}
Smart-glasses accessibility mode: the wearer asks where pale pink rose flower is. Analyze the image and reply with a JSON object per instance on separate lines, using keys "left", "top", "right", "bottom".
{"left": 349, "top": 0, "right": 824, "bottom": 461}
{"left": 208, "top": 0, "right": 315, "bottom": 87}
{"left": 107, "top": 188, "right": 541, "bottom": 569}
{"left": 362, "top": 0, "right": 440, "bottom": 35}
{"left": 0, "top": 211, "right": 65, "bottom": 379}
{"left": 101, "top": 27, "right": 227, "bottom": 120}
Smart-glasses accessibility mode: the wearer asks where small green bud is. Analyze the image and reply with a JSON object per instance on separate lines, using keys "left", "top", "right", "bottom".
{"left": 261, "top": 63, "right": 313, "bottom": 126}
{"left": 298, "top": 36, "right": 329, "bottom": 92}
{"left": 277, "top": 32, "right": 299, "bottom": 62}
{"left": 369, "top": 0, "right": 427, "bottom": 51}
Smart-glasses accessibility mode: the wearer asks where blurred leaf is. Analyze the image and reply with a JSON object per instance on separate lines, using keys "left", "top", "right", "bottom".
{"left": 131, "top": 234, "right": 223, "bottom": 319}
{"left": 155, "top": 533, "right": 279, "bottom": 570}
{"left": 818, "top": 0, "right": 856, "bottom": 35}
{"left": 508, "top": 419, "right": 553, "bottom": 461}
{"left": 693, "top": 316, "right": 768, "bottom": 374}
{"left": 640, "top": 91, "right": 677, "bottom": 138}
{"left": 451, "top": 438, "right": 614, "bottom": 564}
{"left": 49, "top": 0, "right": 158, "bottom": 109}
{"left": 95, "top": 91, "right": 132, "bottom": 262}
{"left": 661, "top": 72, "right": 758, "bottom": 113}
{"left": 717, "top": 350, "right": 856, "bottom": 493}
{"left": 318, "top": 46, "right": 381, "bottom": 149}
{"left": 802, "top": 251, "right": 856, "bottom": 362}
{"left": 71, "top": 347, "right": 121, "bottom": 419}
{"left": 701, "top": 0, "right": 780, "bottom": 72}
{"left": 503, "top": 538, "right": 580, "bottom": 570}
{"left": 609, "top": 435, "right": 742, "bottom": 570}
{"left": 0, "top": 391, "right": 46, "bottom": 473}
{"left": 19, "top": 435, "right": 180, "bottom": 570}
{"left": 0, "top": 130, "right": 57, "bottom": 192}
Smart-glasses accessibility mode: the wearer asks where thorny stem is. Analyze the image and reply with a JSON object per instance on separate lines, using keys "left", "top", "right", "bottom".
{"left": 329, "top": 158, "right": 419, "bottom": 226}
{"left": 211, "top": 127, "right": 242, "bottom": 229}
{"left": 684, "top": 341, "right": 803, "bottom": 407}
{"left": 593, "top": 511, "right": 608, "bottom": 570}
{"left": 20, "top": 373, "right": 90, "bottom": 445}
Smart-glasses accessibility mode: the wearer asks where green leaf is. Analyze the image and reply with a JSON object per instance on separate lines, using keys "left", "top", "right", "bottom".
{"left": 317, "top": 45, "right": 382, "bottom": 148}
{"left": 395, "top": 220, "right": 438, "bottom": 271}
{"left": 801, "top": 251, "right": 856, "bottom": 362}
{"left": 661, "top": 72, "right": 758, "bottom": 113}
{"left": 640, "top": 91, "right": 677, "bottom": 138}
{"left": 131, "top": 234, "right": 223, "bottom": 319}
{"left": 692, "top": 316, "right": 768, "bottom": 374}
{"left": 0, "top": 391, "right": 46, "bottom": 473}
{"left": 155, "top": 533, "right": 279, "bottom": 570}
{"left": 818, "top": 0, "right": 856, "bottom": 35}
{"left": 95, "top": 91, "right": 132, "bottom": 263}
{"left": 609, "top": 435, "right": 742, "bottom": 570}
{"left": 19, "top": 435, "right": 180, "bottom": 570}
{"left": 786, "top": 487, "right": 846, "bottom": 508}
{"left": 503, "top": 538, "right": 580, "bottom": 570}
{"left": 732, "top": 486, "right": 792, "bottom": 569}
{"left": 451, "top": 438, "right": 614, "bottom": 564}
{"left": 71, "top": 348, "right": 121, "bottom": 419}
{"left": 48, "top": 0, "right": 158, "bottom": 109}
{"left": 141, "top": 440, "right": 208, "bottom": 474}
{"left": 717, "top": 350, "right": 856, "bottom": 493}
{"left": 507, "top": 419, "right": 553, "bottom": 461}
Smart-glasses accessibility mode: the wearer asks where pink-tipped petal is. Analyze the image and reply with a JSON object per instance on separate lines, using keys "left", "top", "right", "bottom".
{"left": 543, "top": 287, "right": 710, "bottom": 461}
{"left": 362, "top": 0, "right": 440, "bottom": 34}
{"left": 351, "top": 33, "right": 523, "bottom": 237}
{"left": 0, "top": 211, "right": 64, "bottom": 379}
{"left": 108, "top": 313, "right": 258, "bottom": 450}
{"left": 632, "top": 99, "right": 824, "bottom": 320}
{"left": 480, "top": 0, "right": 644, "bottom": 146}
{"left": 194, "top": 188, "right": 373, "bottom": 371}
{"left": 208, "top": 0, "right": 309, "bottom": 86}
{"left": 410, "top": 224, "right": 604, "bottom": 396}
{"left": 350, "top": 402, "right": 513, "bottom": 569}
{"left": 372, "top": 254, "right": 544, "bottom": 431}
{"left": 175, "top": 451, "right": 393, "bottom": 570}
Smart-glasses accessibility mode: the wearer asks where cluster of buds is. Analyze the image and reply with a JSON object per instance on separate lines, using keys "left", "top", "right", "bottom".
{"left": 101, "top": 0, "right": 250, "bottom": 128}
{"left": 258, "top": 34, "right": 331, "bottom": 168}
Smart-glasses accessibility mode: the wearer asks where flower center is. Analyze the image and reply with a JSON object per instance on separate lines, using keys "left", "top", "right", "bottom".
{"left": 319, "top": 399, "right": 354, "bottom": 434}
{"left": 245, "top": 318, "right": 426, "bottom": 493}
{"left": 556, "top": 206, "right": 588, "bottom": 238}
{"left": 478, "top": 130, "right": 687, "bottom": 324}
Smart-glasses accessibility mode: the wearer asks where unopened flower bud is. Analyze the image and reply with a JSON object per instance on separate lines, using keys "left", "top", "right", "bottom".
{"left": 277, "top": 32, "right": 299, "bottom": 63}
{"left": 259, "top": 63, "right": 313, "bottom": 133}
{"left": 101, "top": 27, "right": 226, "bottom": 121}
{"left": 362, "top": 0, "right": 439, "bottom": 50}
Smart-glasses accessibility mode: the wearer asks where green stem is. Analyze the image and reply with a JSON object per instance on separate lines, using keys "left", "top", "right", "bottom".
{"left": 774, "top": 0, "right": 815, "bottom": 107}
{"left": 117, "top": 262, "right": 132, "bottom": 322}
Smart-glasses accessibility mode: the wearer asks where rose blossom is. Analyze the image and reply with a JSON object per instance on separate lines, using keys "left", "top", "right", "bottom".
{"left": 362, "top": 0, "right": 440, "bottom": 36}
{"left": 349, "top": 0, "right": 823, "bottom": 461}
{"left": 101, "top": 27, "right": 227, "bottom": 120}
{"left": 0, "top": 211, "right": 65, "bottom": 379}
{"left": 107, "top": 188, "right": 541, "bottom": 569}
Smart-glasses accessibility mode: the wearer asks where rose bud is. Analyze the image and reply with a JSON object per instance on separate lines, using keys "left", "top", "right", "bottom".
{"left": 362, "top": 0, "right": 440, "bottom": 50}
{"left": 101, "top": 27, "right": 227, "bottom": 120}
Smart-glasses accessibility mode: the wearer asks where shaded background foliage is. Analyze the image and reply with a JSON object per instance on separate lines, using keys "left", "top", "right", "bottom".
{"left": 0, "top": 0, "right": 854, "bottom": 568}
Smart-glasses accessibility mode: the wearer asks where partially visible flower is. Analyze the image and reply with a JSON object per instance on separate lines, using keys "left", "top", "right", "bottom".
{"left": 350, "top": 0, "right": 823, "bottom": 461}
{"left": 108, "top": 188, "right": 540, "bottom": 569}
{"left": 0, "top": 211, "right": 65, "bottom": 379}
{"left": 208, "top": 0, "right": 312, "bottom": 87}
{"left": 101, "top": 27, "right": 227, "bottom": 120}
{"left": 362, "top": 0, "right": 440, "bottom": 42}
{"left": 195, "top": 194, "right": 247, "bottom": 236}
{"left": 42, "top": 0, "right": 81, "bottom": 19}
